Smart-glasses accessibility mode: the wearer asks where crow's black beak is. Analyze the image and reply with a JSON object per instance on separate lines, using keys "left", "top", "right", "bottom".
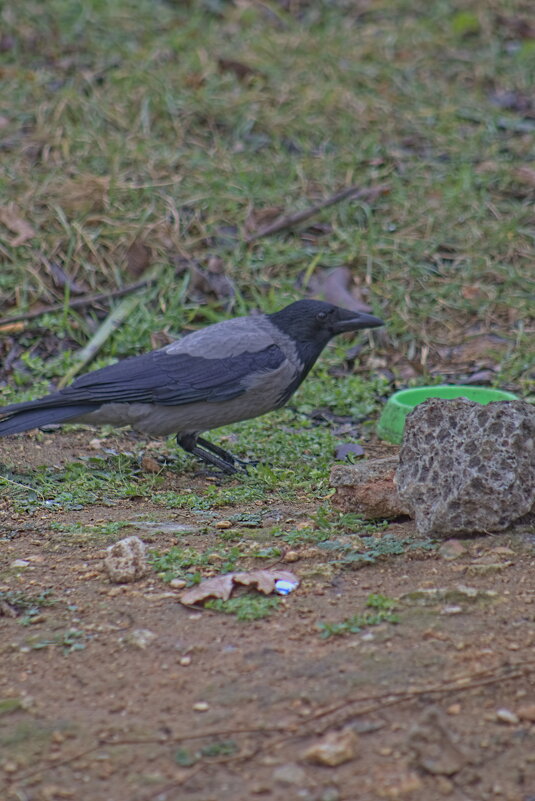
{"left": 331, "top": 310, "right": 384, "bottom": 334}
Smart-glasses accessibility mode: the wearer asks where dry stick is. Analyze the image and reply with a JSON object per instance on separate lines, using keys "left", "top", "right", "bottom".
{"left": 4, "top": 663, "right": 532, "bottom": 796}
{"left": 140, "top": 746, "right": 262, "bottom": 801}
{"left": 307, "top": 660, "right": 535, "bottom": 725}
{"left": 57, "top": 292, "right": 143, "bottom": 388}
{"left": 1, "top": 185, "right": 386, "bottom": 326}
{"left": 0, "top": 278, "right": 156, "bottom": 328}
{"left": 267, "top": 660, "right": 535, "bottom": 748}
{"left": 9, "top": 659, "right": 535, "bottom": 791}
{"left": 2, "top": 724, "right": 284, "bottom": 791}
{"left": 56, "top": 264, "right": 165, "bottom": 387}
{"left": 139, "top": 766, "right": 204, "bottom": 801}
{"left": 245, "top": 183, "right": 390, "bottom": 242}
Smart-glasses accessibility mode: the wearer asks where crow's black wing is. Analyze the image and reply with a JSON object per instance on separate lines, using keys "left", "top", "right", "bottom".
{"left": 0, "top": 344, "right": 287, "bottom": 414}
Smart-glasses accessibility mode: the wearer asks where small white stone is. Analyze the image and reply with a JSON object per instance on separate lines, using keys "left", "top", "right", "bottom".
{"left": 272, "top": 763, "right": 307, "bottom": 785}
{"left": 496, "top": 708, "right": 519, "bottom": 725}
{"left": 441, "top": 605, "right": 463, "bottom": 615}
{"left": 104, "top": 536, "right": 147, "bottom": 583}
{"left": 193, "top": 701, "right": 209, "bottom": 712}
{"left": 126, "top": 629, "right": 157, "bottom": 650}
{"left": 169, "top": 578, "right": 187, "bottom": 589}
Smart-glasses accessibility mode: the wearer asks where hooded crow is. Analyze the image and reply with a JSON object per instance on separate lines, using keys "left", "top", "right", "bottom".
{"left": 0, "top": 300, "right": 384, "bottom": 473}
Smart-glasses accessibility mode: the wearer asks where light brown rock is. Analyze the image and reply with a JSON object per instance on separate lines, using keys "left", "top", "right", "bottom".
{"left": 330, "top": 457, "right": 409, "bottom": 519}
{"left": 104, "top": 536, "right": 148, "bottom": 583}
{"left": 409, "top": 708, "right": 468, "bottom": 776}
{"left": 438, "top": 539, "right": 468, "bottom": 561}
{"left": 303, "top": 727, "right": 359, "bottom": 766}
{"left": 517, "top": 704, "right": 535, "bottom": 722}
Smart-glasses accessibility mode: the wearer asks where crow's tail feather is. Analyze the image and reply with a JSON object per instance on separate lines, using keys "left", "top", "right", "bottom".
{"left": 0, "top": 405, "right": 97, "bottom": 436}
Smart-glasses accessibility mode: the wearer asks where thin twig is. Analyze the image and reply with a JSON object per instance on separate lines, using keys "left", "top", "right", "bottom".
{"left": 245, "top": 183, "right": 390, "bottom": 242}
{"left": 267, "top": 659, "right": 535, "bottom": 747}
{"left": 3, "top": 661, "right": 533, "bottom": 797}
{"left": 57, "top": 293, "right": 143, "bottom": 388}
{"left": 2, "top": 725, "right": 283, "bottom": 790}
{"left": 57, "top": 265, "right": 164, "bottom": 387}
{"left": 0, "top": 278, "right": 156, "bottom": 329}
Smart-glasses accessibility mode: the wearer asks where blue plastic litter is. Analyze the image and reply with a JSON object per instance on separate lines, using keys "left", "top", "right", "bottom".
{"left": 275, "top": 579, "right": 298, "bottom": 596}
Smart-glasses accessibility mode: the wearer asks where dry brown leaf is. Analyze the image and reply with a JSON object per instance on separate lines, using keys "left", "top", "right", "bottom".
{"left": 180, "top": 574, "right": 236, "bottom": 605}
{"left": 126, "top": 240, "right": 152, "bottom": 277}
{"left": 514, "top": 166, "right": 535, "bottom": 188}
{"left": 217, "top": 58, "right": 263, "bottom": 82}
{"left": 0, "top": 204, "right": 36, "bottom": 246}
{"left": 150, "top": 330, "right": 175, "bottom": 349}
{"left": 309, "top": 266, "right": 371, "bottom": 313}
{"left": 60, "top": 174, "right": 111, "bottom": 213}
{"left": 244, "top": 205, "right": 285, "bottom": 235}
{"left": 189, "top": 264, "right": 235, "bottom": 301}
{"left": 179, "top": 569, "right": 299, "bottom": 607}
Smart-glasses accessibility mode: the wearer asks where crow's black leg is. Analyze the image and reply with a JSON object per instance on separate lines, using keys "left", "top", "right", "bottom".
{"left": 177, "top": 433, "right": 238, "bottom": 475}
{"left": 197, "top": 436, "right": 259, "bottom": 468}
{"left": 196, "top": 436, "right": 237, "bottom": 464}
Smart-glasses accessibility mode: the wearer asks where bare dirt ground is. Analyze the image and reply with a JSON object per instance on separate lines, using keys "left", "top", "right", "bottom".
{"left": 1, "top": 433, "right": 534, "bottom": 801}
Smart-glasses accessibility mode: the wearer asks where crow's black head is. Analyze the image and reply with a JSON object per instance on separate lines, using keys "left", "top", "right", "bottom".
{"left": 269, "top": 300, "right": 384, "bottom": 348}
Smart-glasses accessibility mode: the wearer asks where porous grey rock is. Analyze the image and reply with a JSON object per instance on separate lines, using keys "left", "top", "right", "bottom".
{"left": 396, "top": 398, "right": 535, "bottom": 536}
{"left": 330, "top": 457, "right": 410, "bottom": 519}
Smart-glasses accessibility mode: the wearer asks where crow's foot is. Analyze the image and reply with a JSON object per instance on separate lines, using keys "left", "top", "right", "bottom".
{"left": 177, "top": 434, "right": 254, "bottom": 475}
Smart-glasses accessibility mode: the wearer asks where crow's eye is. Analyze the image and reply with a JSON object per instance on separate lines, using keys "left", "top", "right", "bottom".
{"left": 316, "top": 311, "right": 327, "bottom": 321}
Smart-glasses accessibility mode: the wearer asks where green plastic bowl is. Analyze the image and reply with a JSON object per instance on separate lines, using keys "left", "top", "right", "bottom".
{"left": 376, "top": 385, "right": 519, "bottom": 444}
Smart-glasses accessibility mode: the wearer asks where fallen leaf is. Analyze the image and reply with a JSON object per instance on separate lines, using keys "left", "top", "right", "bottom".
{"left": 334, "top": 443, "right": 365, "bottom": 460}
{"left": 495, "top": 14, "right": 535, "bottom": 40}
{"left": 0, "top": 204, "right": 36, "bottom": 246}
{"left": 244, "top": 205, "right": 285, "bottom": 235}
{"left": 126, "top": 240, "right": 152, "bottom": 277}
{"left": 150, "top": 330, "right": 175, "bottom": 349}
{"left": 179, "top": 569, "right": 299, "bottom": 606}
{"left": 44, "top": 259, "right": 87, "bottom": 294}
{"left": 488, "top": 89, "right": 534, "bottom": 115}
{"left": 217, "top": 58, "right": 263, "bottom": 82}
{"left": 514, "top": 166, "right": 535, "bottom": 188}
{"left": 180, "top": 574, "right": 236, "bottom": 605}
{"left": 189, "top": 263, "right": 235, "bottom": 301}
{"left": 60, "top": 174, "right": 111, "bottom": 213}
{"left": 308, "top": 266, "right": 372, "bottom": 313}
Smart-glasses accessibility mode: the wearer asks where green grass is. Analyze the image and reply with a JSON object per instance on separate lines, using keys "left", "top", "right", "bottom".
{"left": 317, "top": 593, "right": 400, "bottom": 638}
{"left": 205, "top": 595, "right": 281, "bottom": 621}
{"left": 175, "top": 739, "right": 238, "bottom": 767}
{"left": 22, "top": 629, "right": 87, "bottom": 655}
{"left": 0, "top": 1, "right": 533, "bottom": 530}
{"left": 150, "top": 544, "right": 243, "bottom": 584}
{"left": 0, "top": 0, "right": 532, "bottom": 379}
{"left": 0, "top": 455, "right": 161, "bottom": 512}
{"left": 0, "top": 589, "right": 56, "bottom": 625}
